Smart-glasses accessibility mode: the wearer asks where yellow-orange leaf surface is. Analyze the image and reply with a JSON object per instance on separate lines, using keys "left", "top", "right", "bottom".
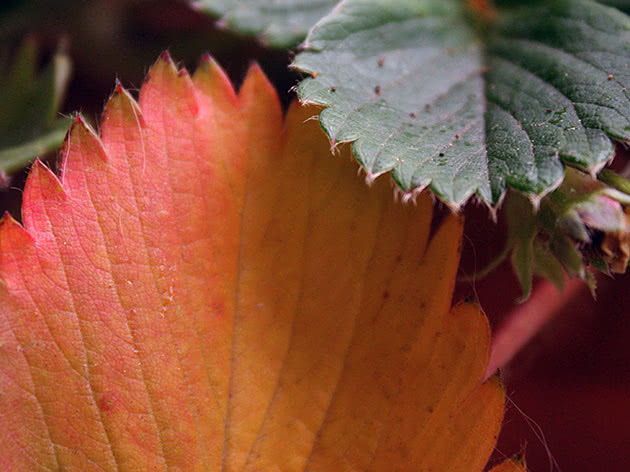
{"left": 0, "top": 54, "right": 504, "bottom": 471}
{"left": 489, "top": 455, "right": 528, "bottom": 472}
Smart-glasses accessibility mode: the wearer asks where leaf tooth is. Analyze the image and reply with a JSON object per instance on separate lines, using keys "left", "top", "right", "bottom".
{"left": 238, "top": 63, "right": 283, "bottom": 138}
{"left": 141, "top": 50, "right": 199, "bottom": 120}
{"left": 101, "top": 81, "right": 145, "bottom": 142}
{"left": 158, "top": 49, "right": 174, "bottom": 66}
{"left": 193, "top": 54, "right": 238, "bottom": 106}
{"left": 0, "top": 211, "right": 35, "bottom": 269}
{"left": 239, "top": 63, "right": 280, "bottom": 108}
{"left": 21, "top": 159, "right": 67, "bottom": 239}
{"left": 61, "top": 114, "right": 108, "bottom": 170}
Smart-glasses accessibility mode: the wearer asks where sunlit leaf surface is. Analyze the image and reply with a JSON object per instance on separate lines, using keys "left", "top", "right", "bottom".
{"left": 0, "top": 54, "right": 503, "bottom": 471}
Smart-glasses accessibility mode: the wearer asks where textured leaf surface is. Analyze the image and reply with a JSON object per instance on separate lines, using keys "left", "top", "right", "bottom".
{"left": 0, "top": 54, "right": 504, "bottom": 471}
{"left": 194, "top": 0, "right": 337, "bottom": 47}
{"left": 295, "top": 0, "right": 630, "bottom": 206}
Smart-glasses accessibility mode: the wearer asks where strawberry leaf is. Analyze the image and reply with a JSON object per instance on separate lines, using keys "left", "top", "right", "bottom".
{"left": 194, "top": 0, "right": 338, "bottom": 47}
{"left": 0, "top": 54, "right": 505, "bottom": 470}
{"left": 294, "top": 0, "right": 630, "bottom": 207}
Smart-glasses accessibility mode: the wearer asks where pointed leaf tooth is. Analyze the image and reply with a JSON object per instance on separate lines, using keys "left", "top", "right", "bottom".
{"left": 158, "top": 49, "right": 174, "bottom": 66}
{"left": 0, "top": 212, "right": 35, "bottom": 283}
{"left": 141, "top": 52, "right": 199, "bottom": 121}
{"left": 58, "top": 115, "right": 108, "bottom": 184}
{"left": 193, "top": 54, "right": 239, "bottom": 108}
{"left": 489, "top": 453, "right": 528, "bottom": 472}
{"left": 21, "top": 159, "right": 67, "bottom": 239}
{"left": 100, "top": 81, "right": 146, "bottom": 178}
{"left": 239, "top": 63, "right": 282, "bottom": 115}
{"left": 108, "top": 81, "right": 144, "bottom": 124}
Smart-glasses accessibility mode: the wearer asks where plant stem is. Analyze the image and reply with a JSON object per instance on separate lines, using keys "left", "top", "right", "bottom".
{"left": 484, "top": 277, "right": 584, "bottom": 381}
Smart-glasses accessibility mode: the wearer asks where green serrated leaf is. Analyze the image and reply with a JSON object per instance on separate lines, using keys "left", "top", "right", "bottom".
{"left": 295, "top": 0, "right": 629, "bottom": 206}
{"left": 194, "top": 0, "right": 338, "bottom": 47}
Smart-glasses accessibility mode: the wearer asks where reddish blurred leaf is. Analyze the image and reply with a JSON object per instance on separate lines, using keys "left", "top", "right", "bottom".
{"left": 0, "top": 54, "right": 504, "bottom": 471}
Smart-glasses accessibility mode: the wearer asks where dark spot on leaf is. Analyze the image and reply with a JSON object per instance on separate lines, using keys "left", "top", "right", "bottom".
{"left": 374, "top": 85, "right": 381, "bottom": 95}
{"left": 439, "top": 152, "right": 445, "bottom": 157}
{"left": 455, "top": 134, "right": 460, "bottom": 139}
{"left": 409, "top": 112, "right": 416, "bottom": 119}
{"left": 98, "top": 392, "right": 117, "bottom": 412}
{"left": 382, "top": 290, "right": 390, "bottom": 299}
{"left": 330, "top": 87, "right": 336, "bottom": 92}
{"left": 396, "top": 255, "right": 402, "bottom": 262}
{"left": 427, "top": 406, "right": 434, "bottom": 413}
{"left": 213, "top": 302, "right": 225, "bottom": 317}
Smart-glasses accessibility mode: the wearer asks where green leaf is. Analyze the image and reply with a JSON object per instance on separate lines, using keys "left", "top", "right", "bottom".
{"left": 598, "top": 0, "right": 630, "bottom": 13}
{"left": 295, "top": 0, "right": 629, "bottom": 207}
{"left": 505, "top": 192, "right": 538, "bottom": 300}
{"left": 0, "top": 118, "right": 70, "bottom": 173}
{"left": 194, "top": 0, "right": 338, "bottom": 47}
{"left": 0, "top": 38, "right": 71, "bottom": 172}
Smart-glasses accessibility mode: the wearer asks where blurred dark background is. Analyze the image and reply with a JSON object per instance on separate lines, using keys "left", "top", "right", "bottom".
{"left": 1, "top": 1, "right": 629, "bottom": 470}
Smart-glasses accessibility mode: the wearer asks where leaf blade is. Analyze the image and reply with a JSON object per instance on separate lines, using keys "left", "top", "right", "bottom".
{"left": 295, "top": 0, "right": 630, "bottom": 205}
{"left": 195, "top": 0, "right": 338, "bottom": 47}
{"left": 0, "top": 54, "right": 506, "bottom": 471}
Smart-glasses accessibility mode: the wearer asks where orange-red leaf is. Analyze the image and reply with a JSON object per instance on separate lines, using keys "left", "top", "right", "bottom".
{"left": 0, "top": 54, "right": 504, "bottom": 471}
{"left": 489, "top": 455, "right": 528, "bottom": 472}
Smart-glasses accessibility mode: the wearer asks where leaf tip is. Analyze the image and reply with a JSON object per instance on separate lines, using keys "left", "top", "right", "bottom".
{"left": 145, "top": 50, "right": 179, "bottom": 86}
{"left": 239, "top": 62, "right": 281, "bottom": 114}
{"left": 193, "top": 53, "right": 238, "bottom": 103}
{"left": 58, "top": 114, "right": 108, "bottom": 176}
{"left": 159, "top": 49, "right": 173, "bottom": 65}
{"left": 0, "top": 209, "right": 34, "bottom": 262}
{"left": 25, "top": 159, "right": 66, "bottom": 201}
{"left": 0, "top": 210, "right": 18, "bottom": 228}
{"left": 114, "top": 78, "right": 124, "bottom": 95}
{"left": 104, "top": 80, "right": 144, "bottom": 126}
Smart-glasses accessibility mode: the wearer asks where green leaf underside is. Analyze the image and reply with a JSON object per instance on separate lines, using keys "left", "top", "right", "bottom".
{"left": 195, "top": 0, "right": 338, "bottom": 47}
{"left": 295, "top": 0, "right": 629, "bottom": 206}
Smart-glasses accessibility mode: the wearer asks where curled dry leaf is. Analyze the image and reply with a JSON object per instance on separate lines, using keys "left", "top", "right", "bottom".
{"left": 0, "top": 53, "right": 504, "bottom": 471}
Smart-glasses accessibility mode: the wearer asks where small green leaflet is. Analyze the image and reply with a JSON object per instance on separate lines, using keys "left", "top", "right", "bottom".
{"left": 194, "top": 0, "right": 337, "bottom": 48}
{"left": 294, "top": 0, "right": 630, "bottom": 207}
{"left": 0, "top": 38, "right": 71, "bottom": 173}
